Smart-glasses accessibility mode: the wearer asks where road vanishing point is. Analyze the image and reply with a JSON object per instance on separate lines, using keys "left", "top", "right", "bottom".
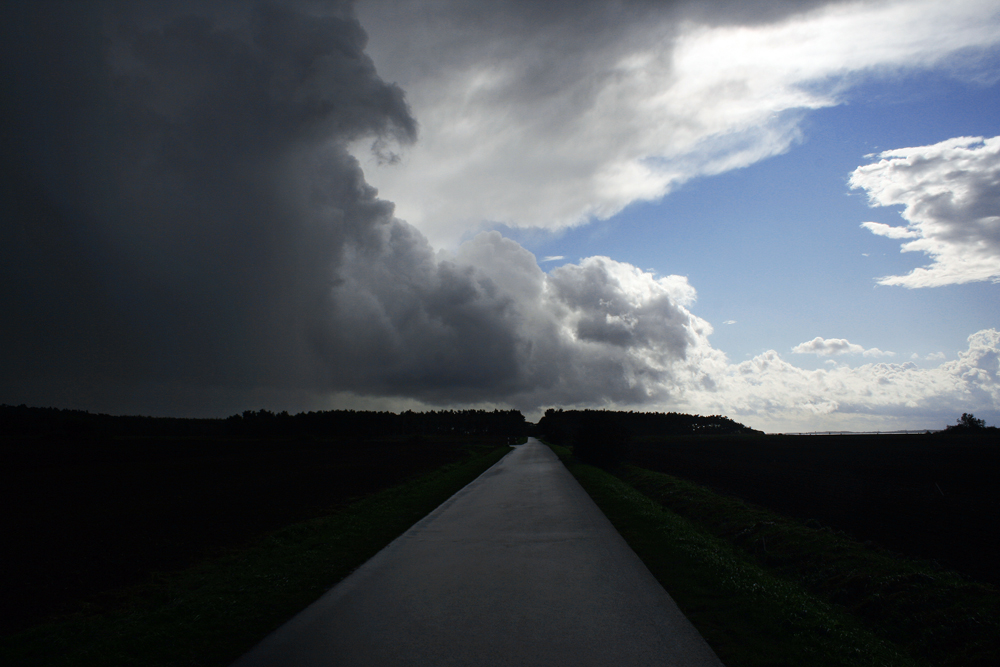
{"left": 232, "top": 438, "right": 725, "bottom": 666}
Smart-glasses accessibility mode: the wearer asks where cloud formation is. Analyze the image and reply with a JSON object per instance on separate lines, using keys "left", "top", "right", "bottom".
{"left": 2, "top": 1, "right": 996, "bottom": 434}
{"left": 355, "top": 0, "right": 1000, "bottom": 244}
{"left": 1, "top": 1, "right": 417, "bottom": 412}
{"left": 0, "top": 2, "right": 712, "bottom": 416}
{"left": 792, "top": 337, "right": 894, "bottom": 357}
{"left": 853, "top": 135, "right": 1000, "bottom": 287}
{"left": 793, "top": 337, "right": 865, "bottom": 356}
{"left": 681, "top": 329, "right": 1000, "bottom": 432}
{"left": 331, "top": 230, "right": 715, "bottom": 409}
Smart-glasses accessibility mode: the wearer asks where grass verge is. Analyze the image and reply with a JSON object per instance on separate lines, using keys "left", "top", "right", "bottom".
{"left": 1, "top": 444, "right": 513, "bottom": 667}
{"left": 547, "top": 442, "right": 921, "bottom": 667}
{"left": 617, "top": 464, "right": 999, "bottom": 667}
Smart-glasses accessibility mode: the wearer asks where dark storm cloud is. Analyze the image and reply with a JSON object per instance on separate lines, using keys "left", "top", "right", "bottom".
{"left": 0, "top": 0, "right": 718, "bottom": 416}
{"left": 548, "top": 259, "right": 694, "bottom": 351}
{"left": 1, "top": 1, "right": 416, "bottom": 412}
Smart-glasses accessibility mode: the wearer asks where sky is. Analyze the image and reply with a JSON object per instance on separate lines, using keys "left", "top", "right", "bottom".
{"left": 1, "top": 0, "right": 999, "bottom": 432}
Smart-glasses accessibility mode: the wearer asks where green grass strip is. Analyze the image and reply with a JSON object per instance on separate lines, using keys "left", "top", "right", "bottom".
{"left": 1, "top": 445, "right": 513, "bottom": 667}
{"left": 547, "top": 443, "right": 919, "bottom": 667}
{"left": 618, "top": 464, "right": 1000, "bottom": 667}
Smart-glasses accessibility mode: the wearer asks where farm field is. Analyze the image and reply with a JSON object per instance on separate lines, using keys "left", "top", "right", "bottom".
{"left": 627, "top": 433, "right": 1000, "bottom": 584}
{"left": 0, "top": 433, "right": 505, "bottom": 636}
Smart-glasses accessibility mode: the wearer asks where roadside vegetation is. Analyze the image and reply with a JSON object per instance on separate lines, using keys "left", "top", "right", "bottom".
{"left": 7, "top": 404, "right": 996, "bottom": 666}
{"left": 1, "top": 404, "right": 531, "bottom": 635}
{"left": 1, "top": 441, "right": 515, "bottom": 667}
{"left": 619, "top": 465, "right": 999, "bottom": 667}
{"left": 547, "top": 441, "right": 999, "bottom": 666}
{"left": 624, "top": 431, "right": 1000, "bottom": 585}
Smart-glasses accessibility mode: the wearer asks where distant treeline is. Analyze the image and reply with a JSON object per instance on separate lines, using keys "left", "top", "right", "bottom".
{"left": 2, "top": 404, "right": 767, "bottom": 444}
{"left": 538, "top": 409, "right": 762, "bottom": 467}
{"left": 0, "top": 404, "right": 530, "bottom": 440}
{"left": 228, "top": 408, "right": 529, "bottom": 439}
{"left": 538, "top": 408, "right": 760, "bottom": 442}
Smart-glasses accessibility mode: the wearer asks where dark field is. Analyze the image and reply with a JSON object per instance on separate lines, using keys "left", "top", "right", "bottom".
{"left": 629, "top": 433, "right": 1000, "bottom": 584}
{"left": 0, "top": 434, "right": 499, "bottom": 635}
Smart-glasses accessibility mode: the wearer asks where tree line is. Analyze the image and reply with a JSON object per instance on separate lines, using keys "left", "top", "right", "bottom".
{"left": 0, "top": 404, "right": 529, "bottom": 440}
{"left": 537, "top": 408, "right": 762, "bottom": 467}
{"left": 538, "top": 408, "right": 760, "bottom": 442}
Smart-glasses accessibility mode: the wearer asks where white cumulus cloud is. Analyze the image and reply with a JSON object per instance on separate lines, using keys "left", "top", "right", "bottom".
{"left": 355, "top": 0, "right": 1000, "bottom": 245}
{"left": 678, "top": 329, "right": 1000, "bottom": 432}
{"left": 793, "top": 337, "right": 864, "bottom": 355}
{"left": 791, "top": 337, "right": 892, "bottom": 357}
{"left": 861, "top": 222, "right": 920, "bottom": 239}
{"left": 852, "top": 135, "right": 1000, "bottom": 287}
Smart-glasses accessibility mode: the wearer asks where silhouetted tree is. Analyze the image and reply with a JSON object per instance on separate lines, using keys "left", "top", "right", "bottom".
{"left": 956, "top": 413, "right": 986, "bottom": 429}
{"left": 943, "top": 412, "right": 998, "bottom": 435}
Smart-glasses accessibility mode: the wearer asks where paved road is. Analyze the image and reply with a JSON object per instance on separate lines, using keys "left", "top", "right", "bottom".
{"left": 232, "top": 439, "right": 724, "bottom": 666}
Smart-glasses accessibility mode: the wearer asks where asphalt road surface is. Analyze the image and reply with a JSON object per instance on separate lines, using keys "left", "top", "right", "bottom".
{"left": 231, "top": 438, "right": 724, "bottom": 666}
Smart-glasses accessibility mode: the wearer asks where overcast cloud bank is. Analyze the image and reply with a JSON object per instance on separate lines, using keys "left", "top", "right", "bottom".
{"left": 0, "top": 1, "right": 713, "bottom": 416}
{"left": 1, "top": 1, "right": 998, "bottom": 432}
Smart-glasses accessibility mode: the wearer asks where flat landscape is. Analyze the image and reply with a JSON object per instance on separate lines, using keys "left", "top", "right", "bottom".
{"left": 0, "top": 406, "right": 523, "bottom": 637}
{"left": 6, "top": 5, "right": 1000, "bottom": 665}
{"left": 4, "top": 406, "right": 998, "bottom": 666}
{"left": 627, "top": 432, "right": 1000, "bottom": 584}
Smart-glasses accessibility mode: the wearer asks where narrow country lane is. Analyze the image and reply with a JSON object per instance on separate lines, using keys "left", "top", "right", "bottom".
{"left": 231, "top": 438, "right": 724, "bottom": 666}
